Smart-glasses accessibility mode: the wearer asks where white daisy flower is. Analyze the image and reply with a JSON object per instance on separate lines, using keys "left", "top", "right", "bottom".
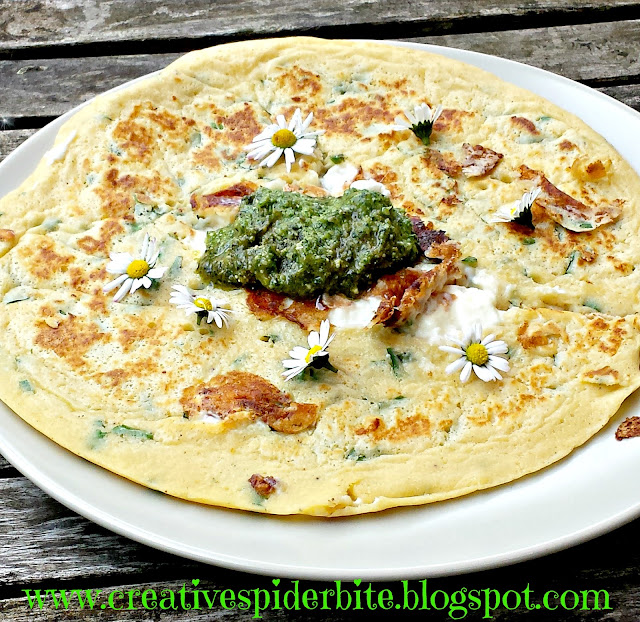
{"left": 490, "top": 187, "right": 542, "bottom": 229}
{"left": 103, "top": 234, "right": 167, "bottom": 302}
{"left": 282, "top": 319, "right": 335, "bottom": 381}
{"left": 439, "top": 323, "right": 510, "bottom": 383}
{"left": 169, "top": 284, "right": 232, "bottom": 328}
{"left": 246, "top": 108, "right": 323, "bottom": 172}
{"left": 392, "top": 103, "right": 443, "bottom": 145}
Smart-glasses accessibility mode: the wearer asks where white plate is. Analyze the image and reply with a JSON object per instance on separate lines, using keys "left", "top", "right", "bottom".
{"left": 1, "top": 41, "right": 639, "bottom": 580}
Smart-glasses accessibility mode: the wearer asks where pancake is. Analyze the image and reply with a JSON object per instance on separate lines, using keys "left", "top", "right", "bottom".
{"left": 0, "top": 37, "right": 638, "bottom": 515}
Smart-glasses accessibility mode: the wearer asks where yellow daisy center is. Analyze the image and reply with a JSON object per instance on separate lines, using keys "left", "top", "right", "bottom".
{"left": 271, "top": 128, "right": 297, "bottom": 149}
{"left": 126, "top": 259, "right": 150, "bottom": 279}
{"left": 305, "top": 345, "right": 322, "bottom": 363}
{"left": 194, "top": 297, "right": 213, "bottom": 311}
{"left": 466, "top": 343, "right": 489, "bottom": 366}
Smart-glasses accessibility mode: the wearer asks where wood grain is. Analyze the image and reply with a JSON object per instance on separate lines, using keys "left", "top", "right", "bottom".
{"left": 0, "top": 478, "right": 199, "bottom": 588}
{"left": 0, "top": 20, "right": 640, "bottom": 124}
{"left": 409, "top": 18, "right": 640, "bottom": 84}
{"left": 0, "top": 0, "right": 638, "bottom": 56}
{"left": 0, "top": 477, "right": 638, "bottom": 616}
{"left": 0, "top": 130, "right": 35, "bottom": 161}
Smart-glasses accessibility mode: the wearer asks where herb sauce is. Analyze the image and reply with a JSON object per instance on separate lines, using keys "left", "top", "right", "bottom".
{"left": 198, "top": 188, "right": 421, "bottom": 298}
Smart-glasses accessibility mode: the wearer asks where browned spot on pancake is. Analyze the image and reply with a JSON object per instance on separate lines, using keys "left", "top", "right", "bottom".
{"left": 68, "top": 265, "right": 107, "bottom": 295}
{"left": 422, "top": 150, "right": 461, "bottom": 178}
{"left": 595, "top": 318, "right": 626, "bottom": 355}
{"left": 517, "top": 321, "right": 567, "bottom": 353}
{"left": 249, "top": 474, "right": 278, "bottom": 497}
{"left": 113, "top": 118, "right": 153, "bottom": 163}
{"left": 355, "top": 417, "right": 381, "bottom": 435}
{"left": 95, "top": 168, "right": 177, "bottom": 220}
{"left": 88, "top": 295, "right": 108, "bottom": 313}
{"left": 112, "top": 102, "right": 194, "bottom": 163}
{"left": 180, "top": 371, "right": 318, "bottom": 433}
{"left": 510, "top": 116, "right": 539, "bottom": 134}
{"left": 246, "top": 289, "right": 328, "bottom": 331}
{"left": 357, "top": 414, "right": 431, "bottom": 442}
{"left": 607, "top": 256, "right": 633, "bottom": 275}
{"left": 315, "top": 95, "right": 396, "bottom": 135}
{"left": 77, "top": 220, "right": 124, "bottom": 255}
{"left": 190, "top": 182, "right": 257, "bottom": 212}
{"left": 616, "top": 416, "right": 640, "bottom": 440}
{"left": 22, "top": 238, "right": 73, "bottom": 280}
{"left": 216, "top": 103, "right": 262, "bottom": 157}
{"left": 97, "top": 368, "right": 128, "bottom": 387}
{"left": 192, "top": 144, "right": 222, "bottom": 170}
{"left": 275, "top": 65, "right": 321, "bottom": 101}
{"left": 584, "top": 366, "right": 619, "bottom": 381}
{"left": 461, "top": 143, "right": 503, "bottom": 177}
{"left": 0, "top": 229, "right": 15, "bottom": 242}
{"left": 117, "top": 316, "right": 164, "bottom": 353}
{"left": 35, "top": 313, "right": 105, "bottom": 369}
{"left": 433, "top": 109, "right": 474, "bottom": 134}
{"left": 559, "top": 140, "right": 575, "bottom": 150}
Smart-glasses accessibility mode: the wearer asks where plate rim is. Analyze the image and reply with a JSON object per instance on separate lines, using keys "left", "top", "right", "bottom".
{"left": 1, "top": 38, "right": 639, "bottom": 580}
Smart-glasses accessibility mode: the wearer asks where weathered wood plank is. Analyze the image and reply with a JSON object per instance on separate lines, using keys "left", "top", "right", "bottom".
{"left": 1, "top": 476, "right": 639, "bottom": 595}
{"left": 0, "top": 0, "right": 639, "bottom": 55}
{"left": 0, "top": 55, "right": 177, "bottom": 121}
{"left": 0, "top": 478, "right": 199, "bottom": 587}
{"left": 601, "top": 83, "right": 640, "bottom": 110}
{"left": 408, "top": 18, "right": 640, "bottom": 84}
{"left": 0, "top": 130, "right": 36, "bottom": 162}
{"left": 0, "top": 453, "right": 19, "bottom": 477}
{"left": 1, "top": 20, "right": 640, "bottom": 123}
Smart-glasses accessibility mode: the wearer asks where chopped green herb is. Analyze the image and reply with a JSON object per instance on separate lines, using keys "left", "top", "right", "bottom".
{"left": 330, "top": 154, "right": 345, "bottom": 164}
{"left": 190, "top": 132, "right": 202, "bottom": 148}
{"left": 209, "top": 122, "right": 224, "bottom": 130}
{"left": 345, "top": 448, "right": 368, "bottom": 461}
{"left": 565, "top": 250, "right": 580, "bottom": 274}
{"left": 41, "top": 218, "right": 61, "bottom": 232}
{"left": 538, "top": 115, "right": 552, "bottom": 122}
{"left": 583, "top": 299, "right": 602, "bottom": 312}
{"left": 386, "top": 347, "right": 404, "bottom": 377}
{"left": 522, "top": 237, "right": 536, "bottom": 245}
{"left": 111, "top": 425, "right": 153, "bottom": 440}
{"left": 168, "top": 256, "right": 183, "bottom": 277}
{"left": 579, "top": 222, "right": 594, "bottom": 229}
{"left": 462, "top": 256, "right": 478, "bottom": 267}
{"left": 19, "top": 379, "right": 34, "bottom": 393}
{"left": 260, "top": 334, "right": 280, "bottom": 343}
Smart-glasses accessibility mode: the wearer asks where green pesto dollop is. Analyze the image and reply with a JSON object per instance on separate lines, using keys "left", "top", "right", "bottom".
{"left": 197, "top": 187, "right": 421, "bottom": 298}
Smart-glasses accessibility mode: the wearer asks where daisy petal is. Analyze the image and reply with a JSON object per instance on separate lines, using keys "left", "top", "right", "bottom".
{"left": 289, "top": 346, "right": 309, "bottom": 360}
{"left": 488, "top": 356, "right": 510, "bottom": 372}
{"left": 284, "top": 147, "right": 295, "bottom": 172}
{"left": 481, "top": 334, "right": 496, "bottom": 346}
{"left": 291, "top": 138, "right": 316, "bottom": 155}
{"left": 439, "top": 345, "right": 465, "bottom": 355}
{"left": 473, "top": 364, "right": 494, "bottom": 382}
{"left": 486, "top": 343, "right": 508, "bottom": 355}
{"left": 113, "top": 278, "right": 133, "bottom": 303}
{"left": 103, "top": 273, "right": 128, "bottom": 293}
{"left": 261, "top": 148, "right": 283, "bottom": 168}
{"left": 445, "top": 357, "right": 467, "bottom": 375}
{"left": 460, "top": 361, "right": 473, "bottom": 383}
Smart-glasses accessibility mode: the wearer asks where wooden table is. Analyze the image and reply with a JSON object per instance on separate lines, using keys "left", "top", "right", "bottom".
{"left": 1, "top": 2, "right": 639, "bottom": 619}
